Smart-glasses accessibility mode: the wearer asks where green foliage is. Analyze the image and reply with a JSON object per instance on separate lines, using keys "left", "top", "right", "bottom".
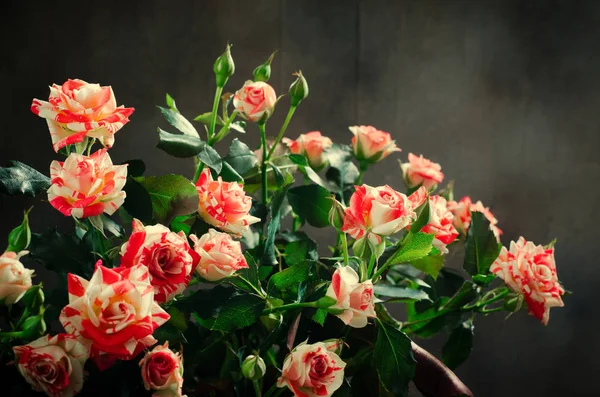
{"left": 268, "top": 261, "right": 315, "bottom": 293}
{"left": 410, "top": 197, "right": 431, "bottom": 233}
{"left": 157, "top": 105, "right": 199, "bottom": 137}
{"left": 29, "top": 229, "right": 96, "bottom": 276}
{"left": 287, "top": 185, "right": 333, "bottom": 228}
{"left": 441, "top": 282, "right": 479, "bottom": 310}
{"left": 211, "top": 294, "right": 265, "bottom": 332}
{"left": 135, "top": 174, "right": 199, "bottom": 225}
{"left": 463, "top": 211, "right": 502, "bottom": 276}
{"left": 373, "top": 285, "right": 431, "bottom": 302}
{"left": 374, "top": 319, "right": 416, "bottom": 396}
{"left": 411, "top": 254, "right": 445, "bottom": 280}
{"left": 263, "top": 184, "right": 291, "bottom": 266}
{"left": 383, "top": 232, "right": 435, "bottom": 268}
{"left": 157, "top": 127, "right": 204, "bottom": 158}
{"left": 284, "top": 238, "right": 318, "bottom": 266}
{"left": 442, "top": 320, "right": 474, "bottom": 370}
{"left": 7, "top": 208, "right": 31, "bottom": 252}
{"left": 197, "top": 143, "right": 223, "bottom": 173}
{"left": 224, "top": 139, "right": 258, "bottom": 176}
{"left": 0, "top": 161, "right": 50, "bottom": 196}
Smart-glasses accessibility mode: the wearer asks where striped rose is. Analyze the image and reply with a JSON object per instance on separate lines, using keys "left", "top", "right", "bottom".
{"left": 401, "top": 153, "right": 444, "bottom": 190}
{"left": 48, "top": 149, "right": 127, "bottom": 219}
{"left": 418, "top": 195, "right": 459, "bottom": 254}
{"left": 120, "top": 219, "right": 199, "bottom": 303}
{"left": 447, "top": 196, "right": 502, "bottom": 241}
{"left": 31, "top": 79, "right": 134, "bottom": 152}
{"left": 59, "top": 263, "right": 170, "bottom": 364}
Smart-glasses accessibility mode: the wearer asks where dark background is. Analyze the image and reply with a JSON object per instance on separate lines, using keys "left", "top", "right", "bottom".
{"left": 1, "top": 0, "right": 599, "bottom": 396}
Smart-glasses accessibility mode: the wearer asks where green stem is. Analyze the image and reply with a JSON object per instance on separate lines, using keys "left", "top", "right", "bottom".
{"left": 193, "top": 162, "right": 205, "bottom": 184}
{"left": 259, "top": 122, "right": 268, "bottom": 205}
{"left": 371, "top": 262, "right": 387, "bottom": 281}
{"left": 211, "top": 110, "right": 238, "bottom": 145}
{"left": 262, "top": 301, "right": 317, "bottom": 315}
{"left": 252, "top": 380, "right": 262, "bottom": 397}
{"left": 266, "top": 105, "right": 297, "bottom": 160}
{"left": 340, "top": 233, "right": 350, "bottom": 267}
{"left": 479, "top": 306, "right": 505, "bottom": 314}
{"left": 366, "top": 253, "right": 377, "bottom": 279}
{"left": 209, "top": 86, "right": 224, "bottom": 139}
{"left": 0, "top": 331, "right": 23, "bottom": 339}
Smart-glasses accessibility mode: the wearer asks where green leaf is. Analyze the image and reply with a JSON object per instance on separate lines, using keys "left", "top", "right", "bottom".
{"left": 158, "top": 105, "right": 199, "bottom": 137}
{"left": 289, "top": 154, "right": 336, "bottom": 191}
{"left": 325, "top": 144, "right": 359, "bottom": 191}
{"left": 229, "top": 120, "right": 246, "bottom": 134}
{"left": 219, "top": 161, "right": 244, "bottom": 183}
{"left": 122, "top": 177, "right": 153, "bottom": 224}
{"left": 135, "top": 175, "right": 199, "bottom": 225}
{"left": 288, "top": 154, "right": 308, "bottom": 167}
{"left": 29, "top": 229, "right": 96, "bottom": 276}
{"left": 373, "top": 285, "right": 431, "bottom": 302}
{"left": 194, "top": 111, "right": 224, "bottom": 126}
{"left": 0, "top": 161, "right": 50, "bottom": 197}
{"left": 268, "top": 261, "right": 315, "bottom": 293}
{"left": 224, "top": 139, "right": 258, "bottom": 176}
{"left": 263, "top": 184, "right": 291, "bottom": 266}
{"left": 463, "top": 211, "right": 502, "bottom": 276}
{"left": 170, "top": 214, "right": 195, "bottom": 235}
{"left": 165, "top": 93, "right": 177, "bottom": 110}
{"left": 284, "top": 238, "right": 318, "bottom": 266}
{"left": 287, "top": 185, "right": 333, "bottom": 228}
{"left": 472, "top": 273, "right": 495, "bottom": 286}
{"left": 173, "top": 285, "right": 234, "bottom": 316}
{"left": 312, "top": 309, "right": 327, "bottom": 326}
{"left": 442, "top": 320, "right": 474, "bottom": 370}
{"left": 229, "top": 253, "right": 261, "bottom": 293}
{"left": 157, "top": 127, "right": 203, "bottom": 158}
{"left": 7, "top": 208, "right": 31, "bottom": 252}
{"left": 197, "top": 143, "right": 223, "bottom": 173}
{"left": 383, "top": 232, "right": 434, "bottom": 267}
{"left": 374, "top": 319, "right": 416, "bottom": 396}
{"left": 441, "top": 282, "right": 478, "bottom": 310}
{"left": 410, "top": 197, "right": 430, "bottom": 233}
{"left": 211, "top": 294, "right": 265, "bottom": 332}
{"left": 411, "top": 254, "right": 444, "bottom": 279}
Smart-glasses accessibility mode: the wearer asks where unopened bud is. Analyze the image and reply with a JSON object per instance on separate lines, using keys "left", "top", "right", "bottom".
{"left": 253, "top": 51, "right": 277, "bottom": 82}
{"left": 21, "top": 285, "right": 44, "bottom": 310}
{"left": 214, "top": 44, "right": 235, "bottom": 88}
{"left": 328, "top": 198, "right": 346, "bottom": 229}
{"left": 21, "top": 315, "right": 46, "bottom": 339}
{"left": 289, "top": 71, "right": 309, "bottom": 107}
{"left": 241, "top": 355, "right": 266, "bottom": 380}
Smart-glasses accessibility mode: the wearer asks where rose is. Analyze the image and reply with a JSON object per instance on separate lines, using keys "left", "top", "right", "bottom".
{"left": 48, "top": 149, "right": 127, "bottom": 219}
{"left": 139, "top": 342, "right": 184, "bottom": 397}
{"left": 341, "top": 184, "right": 416, "bottom": 252}
{"left": 349, "top": 125, "right": 400, "bottom": 162}
{"left": 277, "top": 340, "right": 346, "bottom": 397}
{"left": 419, "top": 195, "right": 459, "bottom": 254}
{"left": 13, "top": 334, "right": 89, "bottom": 397}
{"left": 400, "top": 153, "right": 444, "bottom": 189}
{"left": 490, "top": 237, "right": 564, "bottom": 325}
{"left": 233, "top": 80, "right": 277, "bottom": 122}
{"left": 0, "top": 251, "right": 34, "bottom": 305}
{"left": 59, "top": 262, "right": 170, "bottom": 364}
{"left": 283, "top": 131, "right": 333, "bottom": 170}
{"left": 325, "top": 267, "right": 376, "bottom": 328}
{"left": 120, "top": 219, "right": 199, "bottom": 303}
{"left": 195, "top": 168, "right": 260, "bottom": 237}
{"left": 31, "top": 79, "right": 134, "bottom": 152}
{"left": 447, "top": 196, "right": 502, "bottom": 241}
{"left": 190, "top": 229, "right": 249, "bottom": 281}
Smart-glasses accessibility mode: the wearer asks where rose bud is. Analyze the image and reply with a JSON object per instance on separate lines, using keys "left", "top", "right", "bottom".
{"left": 325, "top": 266, "right": 376, "bottom": 328}
{"left": 289, "top": 71, "right": 309, "bottom": 107}
{"left": 241, "top": 355, "right": 267, "bottom": 380}
{"left": 0, "top": 250, "right": 34, "bottom": 305}
{"left": 214, "top": 44, "right": 235, "bottom": 88}
{"left": 328, "top": 197, "right": 346, "bottom": 230}
{"left": 277, "top": 340, "right": 346, "bottom": 397}
{"left": 13, "top": 334, "right": 89, "bottom": 397}
{"left": 253, "top": 50, "right": 277, "bottom": 82}
{"left": 20, "top": 315, "right": 47, "bottom": 340}
{"left": 490, "top": 237, "right": 565, "bottom": 325}
{"left": 31, "top": 79, "right": 134, "bottom": 152}
{"left": 349, "top": 125, "right": 401, "bottom": 163}
{"left": 233, "top": 81, "right": 277, "bottom": 123}
{"left": 139, "top": 342, "right": 184, "bottom": 397}
{"left": 283, "top": 131, "right": 333, "bottom": 170}
{"left": 400, "top": 153, "right": 444, "bottom": 190}
{"left": 190, "top": 229, "right": 249, "bottom": 281}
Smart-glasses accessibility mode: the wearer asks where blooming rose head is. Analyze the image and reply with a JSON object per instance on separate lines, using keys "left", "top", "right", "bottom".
{"left": 490, "top": 237, "right": 564, "bottom": 325}
{"left": 31, "top": 79, "right": 134, "bottom": 152}
{"left": 341, "top": 184, "right": 416, "bottom": 253}
{"left": 326, "top": 267, "right": 376, "bottom": 328}
{"left": 283, "top": 131, "right": 333, "bottom": 170}
{"left": 59, "top": 262, "right": 170, "bottom": 364}
{"left": 349, "top": 125, "right": 400, "bottom": 163}
{"left": 139, "top": 342, "right": 184, "bottom": 397}
{"left": 418, "top": 195, "right": 459, "bottom": 254}
{"left": 195, "top": 168, "right": 260, "bottom": 237}
{"left": 48, "top": 149, "right": 127, "bottom": 219}
{"left": 400, "top": 153, "right": 444, "bottom": 190}
{"left": 190, "top": 229, "right": 249, "bottom": 281}
{"left": 13, "top": 334, "right": 89, "bottom": 397}
{"left": 0, "top": 250, "right": 34, "bottom": 305}
{"left": 120, "top": 219, "right": 199, "bottom": 303}
{"left": 277, "top": 340, "right": 346, "bottom": 397}
{"left": 447, "top": 196, "right": 502, "bottom": 241}
{"left": 233, "top": 80, "right": 277, "bottom": 122}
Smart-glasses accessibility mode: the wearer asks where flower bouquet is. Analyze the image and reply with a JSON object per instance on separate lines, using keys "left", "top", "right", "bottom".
{"left": 0, "top": 45, "right": 567, "bottom": 397}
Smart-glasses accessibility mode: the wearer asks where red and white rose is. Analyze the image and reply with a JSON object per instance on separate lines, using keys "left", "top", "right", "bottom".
{"left": 283, "top": 131, "right": 333, "bottom": 170}
{"left": 325, "top": 267, "right": 376, "bottom": 328}
{"left": 195, "top": 168, "right": 260, "bottom": 237}
{"left": 400, "top": 153, "right": 444, "bottom": 190}
{"left": 419, "top": 195, "right": 459, "bottom": 254}
{"left": 233, "top": 80, "right": 277, "bottom": 122}
{"left": 190, "top": 229, "right": 249, "bottom": 281}
{"left": 139, "top": 342, "right": 184, "bottom": 397}
{"left": 349, "top": 125, "right": 400, "bottom": 163}
{"left": 48, "top": 149, "right": 127, "bottom": 219}
{"left": 0, "top": 250, "right": 34, "bottom": 305}
{"left": 120, "top": 219, "right": 199, "bottom": 304}
{"left": 13, "top": 334, "right": 89, "bottom": 397}
{"left": 31, "top": 79, "right": 134, "bottom": 152}
{"left": 490, "top": 237, "right": 564, "bottom": 325}
{"left": 59, "top": 262, "right": 170, "bottom": 364}
{"left": 277, "top": 340, "right": 346, "bottom": 397}
{"left": 447, "top": 196, "right": 502, "bottom": 241}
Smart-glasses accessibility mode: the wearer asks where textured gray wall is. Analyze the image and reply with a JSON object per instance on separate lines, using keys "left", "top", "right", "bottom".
{"left": 1, "top": 1, "right": 599, "bottom": 396}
